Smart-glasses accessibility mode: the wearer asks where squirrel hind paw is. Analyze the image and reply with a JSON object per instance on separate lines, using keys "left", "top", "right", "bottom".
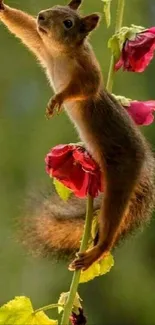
{"left": 69, "top": 246, "right": 103, "bottom": 271}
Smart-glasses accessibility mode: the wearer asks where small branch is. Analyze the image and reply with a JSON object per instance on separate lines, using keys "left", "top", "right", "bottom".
{"left": 61, "top": 195, "right": 94, "bottom": 325}
{"left": 106, "top": 0, "right": 125, "bottom": 92}
{"left": 60, "top": 3, "right": 126, "bottom": 324}
{"left": 34, "top": 304, "right": 62, "bottom": 314}
{"left": 80, "top": 195, "right": 94, "bottom": 251}
{"left": 106, "top": 56, "right": 115, "bottom": 93}
{"left": 115, "top": 0, "right": 125, "bottom": 32}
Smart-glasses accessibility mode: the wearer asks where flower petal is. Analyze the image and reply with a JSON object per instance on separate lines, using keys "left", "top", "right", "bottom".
{"left": 73, "top": 148, "right": 98, "bottom": 173}
{"left": 115, "top": 27, "right": 155, "bottom": 72}
{"left": 45, "top": 144, "right": 103, "bottom": 198}
{"left": 45, "top": 144, "right": 76, "bottom": 172}
{"left": 126, "top": 100, "right": 155, "bottom": 125}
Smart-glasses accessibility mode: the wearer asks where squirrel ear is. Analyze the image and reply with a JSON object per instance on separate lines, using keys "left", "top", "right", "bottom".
{"left": 80, "top": 14, "right": 100, "bottom": 33}
{"left": 68, "top": 0, "right": 82, "bottom": 10}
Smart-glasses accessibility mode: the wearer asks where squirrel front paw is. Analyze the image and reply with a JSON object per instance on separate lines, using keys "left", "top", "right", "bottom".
{"left": 46, "top": 94, "right": 63, "bottom": 119}
{"left": 0, "top": 0, "right": 4, "bottom": 10}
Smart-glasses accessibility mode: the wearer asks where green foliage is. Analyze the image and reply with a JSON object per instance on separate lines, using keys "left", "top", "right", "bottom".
{"left": 75, "top": 212, "right": 115, "bottom": 283}
{"left": 112, "top": 94, "right": 131, "bottom": 106}
{"left": 91, "top": 213, "right": 99, "bottom": 241}
{"left": 58, "top": 292, "right": 82, "bottom": 314}
{"left": 53, "top": 178, "right": 72, "bottom": 201}
{"left": 108, "top": 24, "right": 145, "bottom": 61}
{"left": 0, "top": 297, "right": 57, "bottom": 325}
{"left": 80, "top": 253, "right": 114, "bottom": 283}
{"left": 102, "top": 0, "right": 112, "bottom": 27}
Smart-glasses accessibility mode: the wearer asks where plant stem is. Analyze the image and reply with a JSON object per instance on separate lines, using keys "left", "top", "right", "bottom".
{"left": 60, "top": 3, "right": 126, "bottom": 324}
{"left": 34, "top": 304, "right": 62, "bottom": 314}
{"left": 61, "top": 195, "right": 94, "bottom": 325}
{"left": 106, "top": 0, "right": 125, "bottom": 92}
{"left": 80, "top": 196, "right": 94, "bottom": 251}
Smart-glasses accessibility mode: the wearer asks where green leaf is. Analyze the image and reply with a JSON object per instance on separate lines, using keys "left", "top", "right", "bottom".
{"left": 112, "top": 94, "right": 131, "bottom": 107}
{"left": 0, "top": 296, "right": 57, "bottom": 325}
{"left": 108, "top": 25, "right": 145, "bottom": 61}
{"left": 80, "top": 253, "right": 114, "bottom": 283}
{"left": 80, "top": 261, "right": 100, "bottom": 283}
{"left": 102, "top": 0, "right": 112, "bottom": 28}
{"left": 131, "top": 24, "right": 146, "bottom": 34}
{"left": 53, "top": 178, "right": 72, "bottom": 201}
{"left": 58, "top": 292, "right": 82, "bottom": 315}
{"left": 28, "top": 312, "right": 57, "bottom": 325}
{"left": 108, "top": 34, "right": 121, "bottom": 61}
{"left": 99, "top": 253, "right": 114, "bottom": 275}
{"left": 91, "top": 213, "right": 99, "bottom": 240}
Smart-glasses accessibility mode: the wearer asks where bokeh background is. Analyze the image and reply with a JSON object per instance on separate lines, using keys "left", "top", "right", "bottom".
{"left": 0, "top": 0, "right": 155, "bottom": 324}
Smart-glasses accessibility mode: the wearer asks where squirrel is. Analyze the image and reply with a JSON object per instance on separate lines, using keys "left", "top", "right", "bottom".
{"left": 0, "top": 0, "right": 155, "bottom": 270}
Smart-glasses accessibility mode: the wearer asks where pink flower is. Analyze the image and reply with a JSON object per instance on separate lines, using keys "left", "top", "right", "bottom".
{"left": 115, "top": 27, "right": 155, "bottom": 72}
{"left": 125, "top": 100, "right": 155, "bottom": 125}
{"left": 45, "top": 144, "right": 103, "bottom": 198}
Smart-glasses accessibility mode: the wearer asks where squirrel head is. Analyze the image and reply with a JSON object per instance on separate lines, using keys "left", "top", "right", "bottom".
{"left": 37, "top": 0, "right": 100, "bottom": 52}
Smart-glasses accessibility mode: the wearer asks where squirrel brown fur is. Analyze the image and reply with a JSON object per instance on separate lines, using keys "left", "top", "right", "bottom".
{"left": 0, "top": 0, "right": 155, "bottom": 269}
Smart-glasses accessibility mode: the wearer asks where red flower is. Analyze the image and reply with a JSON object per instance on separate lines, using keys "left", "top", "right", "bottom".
{"left": 70, "top": 308, "right": 87, "bottom": 325}
{"left": 45, "top": 144, "right": 103, "bottom": 198}
{"left": 115, "top": 27, "right": 155, "bottom": 72}
{"left": 124, "top": 100, "right": 155, "bottom": 125}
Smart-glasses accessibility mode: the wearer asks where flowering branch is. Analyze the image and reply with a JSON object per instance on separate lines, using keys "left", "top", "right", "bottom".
{"left": 60, "top": 2, "right": 126, "bottom": 324}
{"left": 106, "top": 0, "right": 125, "bottom": 91}
{"left": 61, "top": 195, "right": 94, "bottom": 325}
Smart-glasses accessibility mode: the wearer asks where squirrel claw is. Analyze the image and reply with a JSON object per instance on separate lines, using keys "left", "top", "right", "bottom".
{"left": 45, "top": 109, "right": 51, "bottom": 120}
{"left": 69, "top": 246, "right": 104, "bottom": 271}
{"left": 45, "top": 95, "right": 62, "bottom": 119}
{"left": 68, "top": 264, "right": 75, "bottom": 271}
{"left": 46, "top": 97, "right": 57, "bottom": 119}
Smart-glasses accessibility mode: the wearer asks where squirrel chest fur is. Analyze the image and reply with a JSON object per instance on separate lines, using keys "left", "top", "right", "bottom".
{"left": 45, "top": 54, "right": 74, "bottom": 93}
{"left": 0, "top": 0, "right": 154, "bottom": 270}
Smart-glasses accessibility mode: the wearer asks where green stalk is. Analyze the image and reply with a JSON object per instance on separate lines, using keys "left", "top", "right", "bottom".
{"left": 61, "top": 195, "right": 94, "bottom": 325}
{"left": 60, "top": 2, "right": 126, "bottom": 324}
{"left": 34, "top": 304, "right": 62, "bottom": 314}
{"left": 106, "top": 0, "right": 125, "bottom": 92}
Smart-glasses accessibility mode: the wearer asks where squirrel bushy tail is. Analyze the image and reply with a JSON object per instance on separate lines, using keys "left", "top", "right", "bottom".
{"left": 21, "top": 151, "right": 155, "bottom": 261}
{"left": 21, "top": 193, "right": 99, "bottom": 260}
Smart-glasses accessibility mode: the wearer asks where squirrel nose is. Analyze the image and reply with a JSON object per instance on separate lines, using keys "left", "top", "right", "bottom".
{"left": 38, "top": 13, "right": 46, "bottom": 21}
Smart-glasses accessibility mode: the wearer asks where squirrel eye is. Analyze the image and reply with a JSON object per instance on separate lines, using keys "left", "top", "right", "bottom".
{"left": 63, "top": 19, "right": 73, "bottom": 29}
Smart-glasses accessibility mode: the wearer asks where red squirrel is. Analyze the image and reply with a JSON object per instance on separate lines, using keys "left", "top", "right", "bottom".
{"left": 0, "top": 0, "right": 154, "bottom": 270}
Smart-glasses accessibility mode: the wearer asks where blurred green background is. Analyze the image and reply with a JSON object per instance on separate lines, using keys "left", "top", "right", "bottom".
{"left": 0, "top": 0, "right": 155, "bottom": 324}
